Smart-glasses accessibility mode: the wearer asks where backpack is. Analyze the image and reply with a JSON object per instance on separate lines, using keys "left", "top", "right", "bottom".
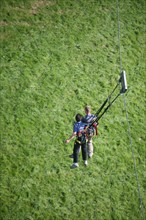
{"left": 86, "top": 123, "right": 98, "bottom": 137}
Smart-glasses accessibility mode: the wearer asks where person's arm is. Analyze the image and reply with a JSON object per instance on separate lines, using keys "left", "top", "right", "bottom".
{"left": 65, "top": 132, "right": 76, "bottom": 144}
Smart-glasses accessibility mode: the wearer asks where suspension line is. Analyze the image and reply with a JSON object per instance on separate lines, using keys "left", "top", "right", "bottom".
{"left": 116, "top": 1, "right": 145, "bottom": 219}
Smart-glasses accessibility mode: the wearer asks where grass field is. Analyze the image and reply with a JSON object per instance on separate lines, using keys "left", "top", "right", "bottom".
{"left": 0, "top": 0, "right": 146, "bottom": 219}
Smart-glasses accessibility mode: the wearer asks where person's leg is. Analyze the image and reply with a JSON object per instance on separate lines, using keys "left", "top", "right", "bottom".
{"left": 87, "top": 136, "right": 93, "bottom": 158}
{"left": 73, "top": 142, "right": 80, "bottom": 163}
{"left": 69, "top": 146, "right": 80, "bottom": 158}
{"left": 71, "top": 142, "right": 80, "bottom": 168}
{"left": 81, "top": 142, "right": 88, "bottom": 166}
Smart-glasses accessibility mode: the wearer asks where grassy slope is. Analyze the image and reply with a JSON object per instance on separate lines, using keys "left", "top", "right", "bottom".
{"left": 0, "top": 0, "right": 146, "bottom": 220}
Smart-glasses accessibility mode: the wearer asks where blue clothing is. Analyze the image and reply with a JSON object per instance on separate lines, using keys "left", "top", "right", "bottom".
{"left": 82, "top": 114, "right": 95, "bottom": 124}
{"left": 73, "top": 121, "right": 85, "bottom": 134}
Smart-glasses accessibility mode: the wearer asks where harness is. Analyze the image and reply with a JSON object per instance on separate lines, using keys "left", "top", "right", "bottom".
{"left": 82, "top": 114, "right": 98, "bottom": 138}
{"left": 75, "top": 123, "right": 98, "bottom": 144}
{"left": 75, "top": 131, "right": 86, "bottom": 144}
{"left": 86, "top": 123, "right": 98, "bottom": 137}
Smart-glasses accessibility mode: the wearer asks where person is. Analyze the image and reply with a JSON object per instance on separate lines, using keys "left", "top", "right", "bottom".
{"left": 82, "top": 105, "right": 97, "bottom": 158}
{"left": 65, "top": 113, "right": 88, "bottom": 169}
{"left": 69, "top": 106, "right": 97, "bottom": 159}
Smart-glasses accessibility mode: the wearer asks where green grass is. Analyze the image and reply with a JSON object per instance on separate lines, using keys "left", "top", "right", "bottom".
{"left": 0, "top": 0, "right": 146, "bottom": 219}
